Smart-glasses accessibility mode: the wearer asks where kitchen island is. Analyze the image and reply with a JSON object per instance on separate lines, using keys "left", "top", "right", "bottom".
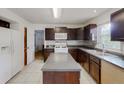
{"left": 41, "top": 53, "right": 82, "bottom": 84}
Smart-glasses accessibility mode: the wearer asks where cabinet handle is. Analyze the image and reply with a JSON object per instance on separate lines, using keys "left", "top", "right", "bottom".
{"left": 1, "top": 46, "right": 9, "bottom": 50}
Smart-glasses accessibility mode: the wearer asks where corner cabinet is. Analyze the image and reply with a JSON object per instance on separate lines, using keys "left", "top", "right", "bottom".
{"left": 67, "top": 28, "right": 77, "bottom": 40}
{"left": 111, "top": 9, "right": 124, "bottom": 41}
{"left": 76, "top": 28, "right": 84, "bottom": 40}
{"left": 83, "top": 24, "right": 97, "bottom": 40}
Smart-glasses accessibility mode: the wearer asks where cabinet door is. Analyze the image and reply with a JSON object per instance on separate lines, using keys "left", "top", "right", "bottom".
{"left": 55, "top": 27, "right": 67, "bottom": 33}
{"left": 76, "top": 49, "right": 81, "bottom": 64}
{"left": 83, "top": 27, "right": 90, "bottom": 40}
{"left": 90, "top": 61, "right": 100, "bottom": 83}
{"left": 111, "top": 9, "right": 124, "bottom": 41}
{"left": 0, "top": 20, "right": 10, "bottom": 28}
{"left": 11, "top": 30, "right": 22, "bottom": 76}
{"left": 101, "top": 60, "right": 124, "bottom": 84}
{"left": 83, "top": 24, "right": 97, "bottom": 40}
{"left": 82, "top": 52, "right": 89, "bottom": 72}
{"left": 45, "top": 28, "right": 55, "bottom": 40}
{"left": 67, "top": 29, "right": 76, "bottom": 40}
{"left": 0, "top": 27, "right": 11, "bottom": 83}
{"left": 83, "top": 59, "right": 89, "bottom": 72}
{"left": 68, "top": 49, "right": 77, "bottom": 61}
{"left": 76, "top": 28, "right": 84, "bottom": 40}
{"left": 44, "top": 49, "right": 54, "bottom": 62}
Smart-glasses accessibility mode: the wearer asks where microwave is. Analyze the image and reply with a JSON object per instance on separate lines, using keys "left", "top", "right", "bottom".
{"left": 55, "top": 33, "right": 67, "bottom": 40}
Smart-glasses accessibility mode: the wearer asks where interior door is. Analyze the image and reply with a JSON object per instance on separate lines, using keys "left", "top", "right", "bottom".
{"left": 0, "top": 27, "right": 11, "bottom": 83}
{"left": 24, "top": 28, "right": 27, "bottom": 65}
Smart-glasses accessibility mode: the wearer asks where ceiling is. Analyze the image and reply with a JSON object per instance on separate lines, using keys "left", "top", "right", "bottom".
{"left": 8, "top": 8, "right": 111, "bottom": 24}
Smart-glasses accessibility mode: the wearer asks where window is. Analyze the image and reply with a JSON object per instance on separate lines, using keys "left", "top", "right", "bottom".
{"left": 96, "top": 23, "right": 121, "bottom": 52}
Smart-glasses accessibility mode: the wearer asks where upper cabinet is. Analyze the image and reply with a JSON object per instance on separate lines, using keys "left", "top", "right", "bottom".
{"left": 76, "top": 28, "right": 84, "bottom": 40}
{"left": 45, "top": 27, "right": 67, "bottom": 40}
{"left": 45, "top": 26, "right": 94, "bottom": 40}
{"left": 67, "top": 28, "right": 77, "bottom": 40}
{"left": 45, "top": 28, "right": 55, "bottom": 40}
{"left": 83, "top": 24, "right": 97, "bottom": 40}
{"left": 54, "top": 27, "right": 67, "bottom": 33}
{"left": 111, "top": 9, "right": 124, "bottom": 41}
{"left": 0, "top": 19, "right": 10, "bottom": 28}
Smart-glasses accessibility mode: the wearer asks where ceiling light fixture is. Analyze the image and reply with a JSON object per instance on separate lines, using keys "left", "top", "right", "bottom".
{"left": 93, "top": 10, "right": 97, "bottom": 13}
{"left": 52, "top": 8, "right": 61, "bottom": 18}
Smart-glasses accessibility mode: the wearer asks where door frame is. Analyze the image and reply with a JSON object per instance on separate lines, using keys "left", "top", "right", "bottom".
{"left": 24, "top": 27, "right": 27, "bottom": 66}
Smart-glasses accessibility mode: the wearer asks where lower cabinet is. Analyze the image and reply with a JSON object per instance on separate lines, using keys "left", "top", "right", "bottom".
{"left": 90, "top": 60, "right": 100, "bottom": 83}
{"left": 101, "top": 60, "right": 124, "bottom": 84}
{"left": 82, "top": 52, "right": 90, "bottom": 73}
{"left": 68, "top": 49, "right": 78, "bottom": 62}
{"left": 89, "top": 55, "right": 101, "bottom": 84}
{"left": 78, "top": 49, "right": 101, "bottom": 84}
{"left": 44, "top": 49, "right": 54, "bottom": 62}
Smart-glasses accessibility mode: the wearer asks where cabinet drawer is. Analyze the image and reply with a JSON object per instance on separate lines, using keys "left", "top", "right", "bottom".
{"left": 90, "top": 55, "right": 100, "bottom": 65}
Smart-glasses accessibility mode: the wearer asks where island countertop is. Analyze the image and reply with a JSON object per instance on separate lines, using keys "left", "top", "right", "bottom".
{"left": 41, "top": 53, "right": 82, "bottom": 71}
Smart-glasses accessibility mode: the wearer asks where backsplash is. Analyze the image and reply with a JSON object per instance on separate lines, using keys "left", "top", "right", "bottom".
{"left": 44, "top": 40, "right": 96, "bottom": 48}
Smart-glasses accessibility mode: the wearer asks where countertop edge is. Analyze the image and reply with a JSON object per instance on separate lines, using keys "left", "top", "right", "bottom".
{"left": 79, "top": 48, "right": 124, "bottom": 69}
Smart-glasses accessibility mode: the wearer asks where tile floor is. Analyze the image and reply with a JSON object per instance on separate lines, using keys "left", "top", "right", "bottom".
{"left": 7, "top": 60, "right": 96, "bottom": 84}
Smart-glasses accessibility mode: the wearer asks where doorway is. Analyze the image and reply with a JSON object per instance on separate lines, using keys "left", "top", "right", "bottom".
{"left": 24, "top": 27, "right": 27, "bottom": 66}
{"left": 35, "top": 30, "right": 44, "bottom": 60}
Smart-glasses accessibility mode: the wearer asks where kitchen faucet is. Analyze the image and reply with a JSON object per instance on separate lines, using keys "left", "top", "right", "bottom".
{"left": 102, "top": 43, "right": 106, "bottom": 55}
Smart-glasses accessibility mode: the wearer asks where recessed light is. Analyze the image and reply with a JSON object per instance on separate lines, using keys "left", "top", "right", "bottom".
{"left": 93, "top": 10, "right": 97, "bottom": 13}
{"left": 52, "top": 8, "right": 62, "bottom": 18}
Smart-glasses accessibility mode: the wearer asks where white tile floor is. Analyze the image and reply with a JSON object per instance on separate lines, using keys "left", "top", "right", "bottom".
{"left": 7, "top": 60, "right": 96, "bottom": 84}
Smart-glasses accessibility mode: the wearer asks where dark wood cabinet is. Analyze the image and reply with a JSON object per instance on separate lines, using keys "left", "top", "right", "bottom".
{"left": 89, "top": 55, "right": 101, "bottom": 83}
{"left": 0, "top": 19, "right": 10, "bottom": 28}
{"left": 80, "top": 51, "right": 90, "bottom": 72}
{"left": 45, "top": 27, "right": 67, "bottom": 40}
{"left": 67, "top": 49, "right": 102, "bottom": 83}
{"left": 43, "top": 49, "right": 54, "bottom": 62}
{"left": 45, "top": 28, "right": 55, "bottom": 40}
{"left": 83, "top": 53, "right": 90, "bottom": 73}
{"left": 55, "top": 27, "right": 67, "bottom": 33}
{"left": 76, "top": 49, "right": 81, "bottom": 63}
{"left": 83, "top": 24, "right": 97, "bottom": 40}
{"left": 76, "top": 28, "right": 84, "bottom": 40}
{"left": 67, "top": 28, "right": 77, "bottom": 40}
{"left": 67, "top": 28, "right": 84, "bottom": 40}
{"left": 45, "top": 27, "right": 84, "bottom": 40}
{"left": 43, "top": 71, "right": 80, "bottom": 84}
{"left": 68, "top": 49, "right": 78, "bottom": 62}
{"left": 111, "top": 9, "right": 124, "bottom": 41}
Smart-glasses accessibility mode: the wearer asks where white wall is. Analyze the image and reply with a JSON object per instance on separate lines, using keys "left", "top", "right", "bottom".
{"left": 0, "top": 8, "right": 34, "bottom": 67}
{"left": 82, "top": 8, "right": 124, "bottom": 54}
{"left": 83, "top": 8, "right": 120, "bottom": 26}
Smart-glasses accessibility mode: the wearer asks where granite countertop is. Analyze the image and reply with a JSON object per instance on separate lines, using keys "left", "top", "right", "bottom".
{"left": 44, "top": 46, "right": 124, "bottom": 69}
{"left": 41, "top": 53, "right": 82, "bottom": 71}
{"left": 79, "top": 48, "right": 124, "bottom": 69}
